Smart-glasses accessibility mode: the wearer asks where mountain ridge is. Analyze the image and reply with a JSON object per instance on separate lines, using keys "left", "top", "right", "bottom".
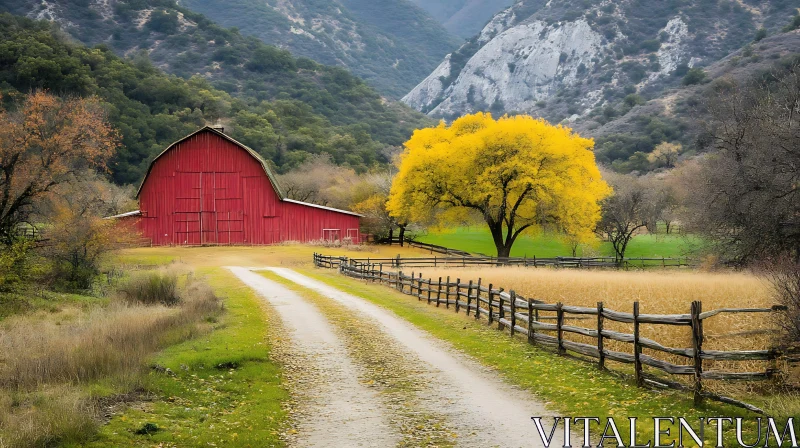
{"left": 403, "top": 0, "right": 800, "bottom": 170}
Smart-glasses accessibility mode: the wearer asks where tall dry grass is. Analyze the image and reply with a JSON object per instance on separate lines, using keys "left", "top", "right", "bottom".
{"left": 0, "top": 273, "right": 222, "bottom": 447}
{"left": 417, "top": 267, "right": 783, "bottom": 389}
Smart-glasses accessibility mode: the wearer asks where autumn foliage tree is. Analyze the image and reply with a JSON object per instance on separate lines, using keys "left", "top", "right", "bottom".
{"left": 0, "top": 91, "right": 117, "bottom": 243}
{"left": 387, "top": 113, "right": 610, "bottom": 258}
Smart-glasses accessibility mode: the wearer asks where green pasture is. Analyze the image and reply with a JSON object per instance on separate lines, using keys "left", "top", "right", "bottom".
{"left": 415, "top": 227, "right": 701, "bottom": 258}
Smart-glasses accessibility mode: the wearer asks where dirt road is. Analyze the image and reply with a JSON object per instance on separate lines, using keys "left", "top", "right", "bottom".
{"left": 230, "top": 266, "right": 564, "bottom": 448}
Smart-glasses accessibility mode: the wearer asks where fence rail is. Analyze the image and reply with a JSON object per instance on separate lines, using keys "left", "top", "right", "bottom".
{"left": 314, "top": 253, "right": 789, "bottom": 414}
{"left": 330, "top": 254, "right": 695, "bottom": 270}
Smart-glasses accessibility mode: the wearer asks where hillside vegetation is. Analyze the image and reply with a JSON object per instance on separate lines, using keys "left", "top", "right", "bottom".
{"left": 0, "top": 13, "right": 431, "bottom": 184}
{"left": 404, "top": 0, "right": 800, "bottom": 171}
{"left": 1, "top": 0, "right": 462, "bottom": 99}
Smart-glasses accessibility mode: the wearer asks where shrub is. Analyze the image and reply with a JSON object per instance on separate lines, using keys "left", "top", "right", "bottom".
{"left": 682, "top": 67, "right": 707, "bottom": 85}
{"left": 118, "top": 272, "right": 180, "bottom": 306}
{"left": 764, "top": 257, "right": 800, "bottom": 351}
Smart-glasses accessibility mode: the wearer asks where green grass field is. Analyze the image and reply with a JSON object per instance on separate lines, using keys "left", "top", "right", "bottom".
{"left": 416, "top": 227, "right": 701, "bottom": 258}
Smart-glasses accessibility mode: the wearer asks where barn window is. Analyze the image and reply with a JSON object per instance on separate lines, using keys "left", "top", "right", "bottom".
{"left": 346, "top": 228, "right": 359, "bottom": 243}
{"left": 322, "top": 229, "right": 341, "bottom": 242}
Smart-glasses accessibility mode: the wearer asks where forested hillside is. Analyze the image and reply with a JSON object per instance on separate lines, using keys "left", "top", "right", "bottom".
{"left": 0, "top": 0, "right": 462, "bottom": 98}
{"left": 179, "top": 0, "right": 463, "bottom": 97}
{"left": 0, "top": 14, "right": 431, "bottom": 184}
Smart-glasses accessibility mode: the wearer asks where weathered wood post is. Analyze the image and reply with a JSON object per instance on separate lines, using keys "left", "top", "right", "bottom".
{"left": 398, "top": 271, "right": 403, "bottom": 293}
{"left": 633, "top": 301, "right": 643, "bottom": 387}
{"left": 691, "top": 301, "right": 704, "bottom": 405}
{"left": 498, "top": 290, "right": 506, "bottom": 330}
{"left": 379, "top": 264, "right": 383, "bottom": 284}
{"left": 597, "top": 302, "right": 605, "bottom": 370}
{"left": 475, "top": 278, "right": 482, "bottom": 320}
{"left": 427, "top": 278, "right": 432, "bottom": 304}
{"left": 466, "top": 280, "right": 473, "bottom": 316}
{"left": 411, "top": 272, "right": 415, "bottom": 295}
{"left": 527, "top": 298, "right": 534, "bottom": 344}
{"left": 487, "top": 284, "right": 494, "bottom": 324}
{"left": 445, "top": 276, "right": 451, "bottom": 309}
{"left": 556, "top": 302, "right": 565, "bottom": 355}
{"left": 510, "top": 291, "right": 517, "bottom": 336}
{"left": 455, "top": 279, "right": 462, "bottom": 313}
{"left": 418, "top": 273, "right": 423, "bottom": 300}
{"left": 436, "top": 277, "right": 442, "bottom": 307}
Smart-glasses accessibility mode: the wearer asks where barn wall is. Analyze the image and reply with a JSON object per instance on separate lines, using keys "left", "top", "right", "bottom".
{"left": 137, "top": 129, "right": 360, "bottom": 246}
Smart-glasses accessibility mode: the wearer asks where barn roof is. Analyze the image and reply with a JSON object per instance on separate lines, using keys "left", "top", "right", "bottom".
{"left": 135, "top": 126, "right": 362, "bottom": 217}
{"left": 136, "top": 126, "right": 284, "bottom": 199}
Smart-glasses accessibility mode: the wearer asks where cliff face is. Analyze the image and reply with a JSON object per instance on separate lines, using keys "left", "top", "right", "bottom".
{"left": 407, "top": 19, "right": 605, "bottom": 117}
{"left": 403, "top": 0, "right": 798, "bottom": 121}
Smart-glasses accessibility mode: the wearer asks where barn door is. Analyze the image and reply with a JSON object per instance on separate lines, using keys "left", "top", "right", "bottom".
{"left": 174, "top": 172, "right": 201, "bottom": 245}
{"left": 214, "top": 172, "right": 245, "bottom": 245}
{"left": 200, "top": 172, "right": 217, "bottom": 245}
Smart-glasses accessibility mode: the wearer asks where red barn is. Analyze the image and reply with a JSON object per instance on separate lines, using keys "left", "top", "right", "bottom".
{"left": 124, "top": 126, "right": 361, "bottom": 246}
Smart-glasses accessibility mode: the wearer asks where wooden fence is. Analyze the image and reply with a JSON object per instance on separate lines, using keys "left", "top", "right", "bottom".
{"left": 314, "top": 253, "right": 789, "bottom": 414}
{"left": 325, "top": 254, "right": 695, "bottom": 270}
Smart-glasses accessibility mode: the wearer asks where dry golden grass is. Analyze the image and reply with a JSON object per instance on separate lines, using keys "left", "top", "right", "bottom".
{"left": 415, "top": 267, "right": 784, "bottom": 390}
{"left": 0, "top": 272, "right": 222, "bottom": 447}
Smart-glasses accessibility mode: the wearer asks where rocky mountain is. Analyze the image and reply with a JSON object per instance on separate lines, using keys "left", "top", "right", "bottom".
{"left": 407, "top": 0, "right": 514, "bottom": 38}
{"left": 169, "top": 0, "right": 463, "bottom": 98}
{"left": 404, "top": 0, "right": 799, "bottom": 121}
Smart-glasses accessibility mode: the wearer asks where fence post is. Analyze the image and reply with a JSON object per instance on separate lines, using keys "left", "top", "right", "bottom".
{"left": 475, "top": 278, "right": 482, "bottom": 320}
{"left": 379, "top": 264, "right": 383, "bottom": 284}
{"left": 633, "top": 301, "right": 643, "bottom": 387}
{"left": 418, "top": 273, "right": 423, "bottom": 300}
{"left": 498, "top": 290, "right": 505, "bottom": 330}
{"left": 556, "top": 302, "right": 564, "bottom": 355}
{"left": 436, "top": 277, "right": 442, "bottom": 307}
{"left": 445, "top": 276, "right": 451, "bottom": 309}
{"left": 597, "top": 302, "right": 605, "bottom": 370}
{"left": 691, "top": 301, "right": 704, "bottom": 405}
{"left": 398, "top": 271, "right": 403, "bottom": 293}
{"left": 411, "top": 272, "right": 415, "bottom": 295}
{"left": 427, "top": 278, "right": 432, "bottom": 304}
{"left": 510, "top": 291, "right": 517, "bottom": 336}
{"left": 466, "top": 280, "right": 473, "bottom": 316}
{"left": 455, "top": 279, "right": 461, "bottom": 313}
{"left": 527, "top": 298, "right": 534, "bottom": 344}
{"left": 487, "top": 284, "right": 494, "bottom": 324}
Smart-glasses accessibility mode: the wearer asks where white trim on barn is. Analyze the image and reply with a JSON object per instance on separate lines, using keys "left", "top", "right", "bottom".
{"left": 283, "top": 199, "right": 363, "bottom": 217}
{"left": 104, "top": 210, "right": 142, "bottom": 220}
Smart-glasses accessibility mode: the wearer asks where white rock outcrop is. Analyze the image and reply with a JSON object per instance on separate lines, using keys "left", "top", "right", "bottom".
{"left": 403, "top": 19, "right": 605, "bottom": 117}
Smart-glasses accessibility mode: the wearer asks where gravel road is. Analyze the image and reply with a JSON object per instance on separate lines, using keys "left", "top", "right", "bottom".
{"left": 231, "top": 266, "right": 565, "bottom": 448}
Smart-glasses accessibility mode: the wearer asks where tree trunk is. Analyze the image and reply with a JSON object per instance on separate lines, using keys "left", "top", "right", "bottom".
{"left": 398, "top": 225, "right": 406, "bottom": 247}
{"left": 496, "top": 245, "right": 512, "bottom": 259}
{"left": 388, "top": 227, "right": 393, "bottom": 244}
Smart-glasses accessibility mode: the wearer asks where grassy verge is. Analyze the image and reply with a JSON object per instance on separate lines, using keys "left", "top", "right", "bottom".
{"left": 259, "top": 271, "right": 454, "bottom": 448}
{"left": 87, "top": 268, "right": 288, "bottom": 447}
{"left": 296, "top": 267, "right": 778, "bottom": 445}
{"left": 417, "top": 227, "right": 700, "bottom": 258}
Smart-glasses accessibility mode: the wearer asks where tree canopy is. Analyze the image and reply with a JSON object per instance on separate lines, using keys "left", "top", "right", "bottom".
{"left": 387, "top": 113, "right": 610, "bottom": 257}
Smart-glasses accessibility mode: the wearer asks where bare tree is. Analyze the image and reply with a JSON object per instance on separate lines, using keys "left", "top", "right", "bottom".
{"left": 595, "top": 172, "right": 657, "bottom": 261}
{"left": 277, "top": 154, "right": 360, "bottom": 209}
{"left": 685, "top": 63, "right": 800, "bottom": 264}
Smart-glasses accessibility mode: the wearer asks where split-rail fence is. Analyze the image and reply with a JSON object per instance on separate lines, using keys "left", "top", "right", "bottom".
{"left": 313, "top": 253, "right": 791, "bottom": 414}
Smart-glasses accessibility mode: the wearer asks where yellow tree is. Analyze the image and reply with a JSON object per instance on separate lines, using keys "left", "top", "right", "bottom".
{"left": 387, "top": 113, "right": 610, "bottom": 258}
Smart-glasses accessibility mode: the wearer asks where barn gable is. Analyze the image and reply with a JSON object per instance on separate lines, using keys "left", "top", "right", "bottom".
{"left": 133, "top": 126, "right": 361, "bottom": 246}
{"left": 136, "top": 126, "right": 285, "bottom": 199}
